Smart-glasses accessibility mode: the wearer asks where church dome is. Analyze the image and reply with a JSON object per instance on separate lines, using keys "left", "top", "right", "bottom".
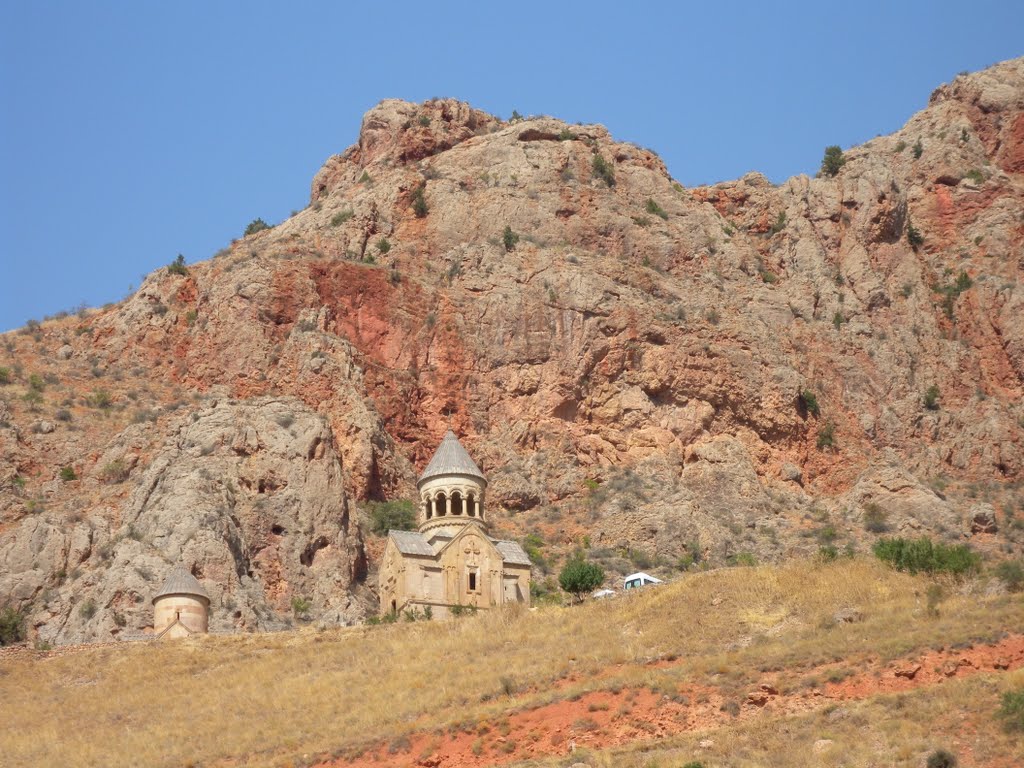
{"left": 417, "top": 430, "right": 486, "bottom": 487}
{"left": 152, "top": 566, "right": 210, "bottom": 605}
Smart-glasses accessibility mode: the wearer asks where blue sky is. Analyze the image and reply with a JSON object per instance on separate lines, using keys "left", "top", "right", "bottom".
{"left": 1, "top": 1, "right": 1022, "bottom": 331}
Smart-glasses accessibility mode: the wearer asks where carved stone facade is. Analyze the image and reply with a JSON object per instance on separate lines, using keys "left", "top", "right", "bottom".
{"left": 378, "top": 431, "right": 531, "bottom": 619}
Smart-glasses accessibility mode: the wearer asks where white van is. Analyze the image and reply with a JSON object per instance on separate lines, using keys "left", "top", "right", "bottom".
{"left": 623, "top": 572, "right": 663, "bottom": 590}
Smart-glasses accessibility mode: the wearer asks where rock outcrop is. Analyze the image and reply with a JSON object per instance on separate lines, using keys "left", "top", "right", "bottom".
{"left": 0, "top": 398, "right": 366, "bottom": 644}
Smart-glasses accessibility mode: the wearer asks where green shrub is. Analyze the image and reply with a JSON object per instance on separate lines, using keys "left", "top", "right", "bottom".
{"left": 965, "top": 169, "right": 985, "bottom": 184}
{"left": 502, "top": 225, "right": 519, "bottom": 252}
{"left": 994, "top": 560, "right": 1024, "bottom": 593}
{"left": 912, "top": 139, "right": 924, "bottom": 159}
{"left": 167, "top": 254, "right": 188, "bottom": 276}
{"left": 522, "top": 533, "right": 547, "bottom": 569}
{"left": 330, "top": 209, "right": 354, "bottom": 227}
{"left": 0, "top": 367, "right": 10, "bottom": 385}
{"left": 244, "top": 218, "right": 271, "bottom": 236}
{"left": 376, "top": 238, "right": 391, "bottom": 255}
{"left": 923, "top": 384, "right": 940, "bottom": 410}
{"left": 818, "top": 545, "right": 839, "bottom": 562}
{"left": 817, "top": 524, "right": 838, "bottom": 544}
{"left": 907, "top": 221, "right": 924, "bottom": 248}
{"left": 863, "top": 503, "right": 888, "bottom": 533}
{"left": 872, "top": 536, "right": 981, "bottom": 576}
{"left": 645, "top": 199, "right": 668, "bottom": 220}
{"left": 926, "top": 749, "right": 957, "bottom": 768}
{"left": 59, "top": 466, "right": 77, "bottom": 482}
{"left": 820, "top": 145, "right": 846, "bottom": 177}
{"left": 931, "top": 270, "right": 972, "bottom": 319}
{"left": 367, "top": 500, "right": 416, "bottom": 535}
{"left": 817, "top": 422, "right": 836, "bottom": 450}
{"left": 291, "top": 596, "right": 311, "bottom": 618}
{"left": 79, "top": 599, "right": 97, "bottom": 620}
{"left": 998, "top": 688, "right": 1024, "bottom": 732}
{"left": 100, "top": 459, "right": 130, "bottom": 484}
{"left": 411, "top": 184, "right": 429, "bottom": 218}
{"left": 558, "top": 558, "right": 604, "bottom": 603}
{"left": 591, "top": 154, "right": 615, "bottom": 187}
{"left": 359, "top": 171, "right": 372, "bottom": 184}
{"left": 417, "top": 114, "right": 430, "bottom": 127}
{"left": 557, "top": 128, "right": 577, "bottom": 141}
{"left": 0, "top": 605, "right": 26, "bottom": 645}
{"left": 832, "top": 311, "right": 845, "bottom": 330}
{"left": 800, "top": 389, "right": 820, "bottom": 417}
{"left": 89, "top": 389, "right": 113, "bottom": 409}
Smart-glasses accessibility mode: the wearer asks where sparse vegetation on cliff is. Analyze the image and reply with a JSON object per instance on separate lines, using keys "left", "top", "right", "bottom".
{"left": 799, "top": 389, "right": 820, "bottom": 417}
{"left": 0, "top": 605, "right": 25, "bottom": 645}
{"left": 820, "top": 145, "right": 846, "bottom": 177}
{"left": 244, "top": 218, "right": 271, "bottom": 236}
{"left": 591, "top": 153, "right": 615, "bottom": 186}
{"left": 411, "top": 183, "right": 428, "bottom": 218}
{"left": 502, "top": 225, "right": 519, "bottom": 252}
{"left": 166, "top": 254, "right": 188, "bottom": 276}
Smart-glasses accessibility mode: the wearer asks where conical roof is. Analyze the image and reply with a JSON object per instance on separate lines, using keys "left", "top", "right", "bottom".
{"left": 152, "top": 566, "right": 210, "bottom": 604}
{"left": 418, "top": 430, "right": 486, "bottom": 485}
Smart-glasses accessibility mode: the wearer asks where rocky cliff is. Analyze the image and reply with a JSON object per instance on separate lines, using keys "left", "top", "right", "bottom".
{"left": 2, "top": 60, "right": 1023, "bottom": 643}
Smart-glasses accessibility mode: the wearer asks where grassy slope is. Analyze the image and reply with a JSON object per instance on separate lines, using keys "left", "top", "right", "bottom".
{"left": 1, "top": 559, "right": 1022, "bottom": 767}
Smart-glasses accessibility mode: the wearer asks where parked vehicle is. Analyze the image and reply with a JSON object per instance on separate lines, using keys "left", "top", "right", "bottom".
{"left": 623, "top": 572, "right": 663, "bottom": 590}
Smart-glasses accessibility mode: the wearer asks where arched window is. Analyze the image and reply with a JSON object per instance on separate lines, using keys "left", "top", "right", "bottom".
{"left": 436, "top": 492, "right": 447, "bottom": 516}
{"left": 423, "top": 499, "right": 431, "bottom": 520}
{"left": 466, "top": 493, "right": 476, "bottom": 517}
{"left": 451, "top": 491, "right": 464, "bottom": 516}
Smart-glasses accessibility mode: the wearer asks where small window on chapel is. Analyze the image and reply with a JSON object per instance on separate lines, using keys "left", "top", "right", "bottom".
{"left": 468, "top": 569, "right": 478, "bottom": 592}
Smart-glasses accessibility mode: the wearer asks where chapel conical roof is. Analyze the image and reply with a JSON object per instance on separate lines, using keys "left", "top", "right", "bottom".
{"left": 152, "top": 566, "right": 210, "bottom": 604}
{"left": 418, "top": 430, "right": 486, "bottom": 485}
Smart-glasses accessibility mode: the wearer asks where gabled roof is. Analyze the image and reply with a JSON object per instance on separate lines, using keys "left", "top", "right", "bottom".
{"left": 494, "top": 540, "right": 532, "bottom": 566}
{"left": 418, "top": 430, "right": 486, "bottom": 485}
{"left": 388, "top": 529, "right": 435, "bottom": 557}
{"left": 152, "top": 566, "right": 210, "bottom": 604}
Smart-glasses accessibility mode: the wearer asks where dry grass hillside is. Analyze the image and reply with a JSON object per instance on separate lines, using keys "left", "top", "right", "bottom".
{"left": 1, "top": 558, "right": 1022, "bottom": 767}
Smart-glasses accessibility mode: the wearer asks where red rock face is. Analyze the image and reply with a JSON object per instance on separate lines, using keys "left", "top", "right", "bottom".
{"left": 3, "top": 65, "right": 1024, "bottom": 642}
{"left": 1002, "top": 113, "right": 1024, "bottom": 173}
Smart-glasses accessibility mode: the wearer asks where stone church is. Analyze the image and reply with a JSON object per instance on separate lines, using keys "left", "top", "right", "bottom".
{"left": 378, "top": 431, "right": 531, "bottom": 618}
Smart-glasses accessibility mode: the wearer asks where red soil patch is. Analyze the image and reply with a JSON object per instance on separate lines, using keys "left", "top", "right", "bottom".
{"left": 316, "top": 634, "right": 1024, "bottom": 768}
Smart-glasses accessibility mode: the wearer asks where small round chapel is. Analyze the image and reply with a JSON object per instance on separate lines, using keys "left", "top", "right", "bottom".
{"left": 378, "top": 430, "right": 532, "bottom": 619}
{"left": 152, "top": 566, "right": 210, "bottom": 639}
